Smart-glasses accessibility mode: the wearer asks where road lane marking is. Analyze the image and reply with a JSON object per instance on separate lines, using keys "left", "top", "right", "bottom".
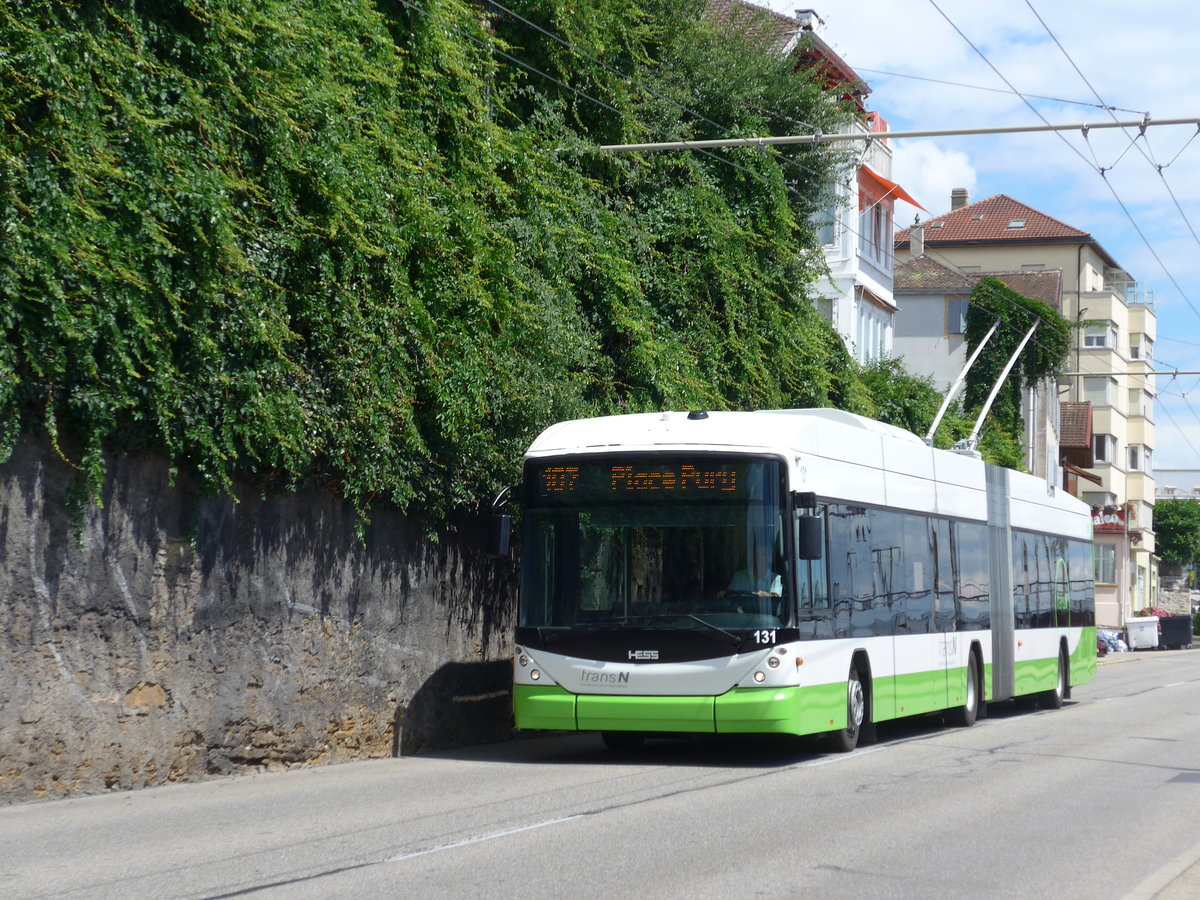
{"left": 387, "top": 815, "right": 585, "bottom": 862}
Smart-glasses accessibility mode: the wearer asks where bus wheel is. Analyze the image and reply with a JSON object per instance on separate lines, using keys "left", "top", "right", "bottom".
{"left": 601, "top": 732, "right": 645, "bottom": 753}
{"left": 947, "top": 654, "right": 979, "bottom": 727}
{"left": 1039, "top": 651, "right": 1067, "bottom": 710}
{"left": 827, "top": 667, "right": 865, "bottom": 753}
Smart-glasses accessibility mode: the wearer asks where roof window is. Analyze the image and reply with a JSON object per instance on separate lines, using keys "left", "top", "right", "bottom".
{"left": 1008, "top": 219, "right": 1027, "bottom": 229}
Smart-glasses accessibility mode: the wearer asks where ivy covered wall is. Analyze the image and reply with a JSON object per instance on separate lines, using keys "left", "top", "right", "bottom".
{"left": 1, "top": 0, "right": 868, "bottom": 522}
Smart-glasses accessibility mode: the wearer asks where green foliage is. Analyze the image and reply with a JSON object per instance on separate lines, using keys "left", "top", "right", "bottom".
{"left": 0, "top": 0, "right": 869, "bottom": 520}
{"left": 961, "top": 277, "right": 1071, "bottom": 460}
{"left": 1154, "top": 499, "right": 1200, "bottom": 565}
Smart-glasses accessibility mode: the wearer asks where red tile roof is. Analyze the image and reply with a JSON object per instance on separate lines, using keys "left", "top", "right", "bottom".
{"left": 1059, "top": 401, "right": 1093, "bottom": 451}
{"left": 704, "top": 1, "right": 868, "bottom": 108}
{"left": 896, "top": 195, "right": 1089, "bottom": 245}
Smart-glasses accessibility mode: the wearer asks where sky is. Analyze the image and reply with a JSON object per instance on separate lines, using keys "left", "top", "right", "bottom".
{"left": 757, "top": 0, "right": 1200, "bottom": 470}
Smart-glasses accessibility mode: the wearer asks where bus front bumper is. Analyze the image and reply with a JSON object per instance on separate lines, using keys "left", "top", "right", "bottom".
{"left": 513, "top": 683, "right": 846, "bottom": 736}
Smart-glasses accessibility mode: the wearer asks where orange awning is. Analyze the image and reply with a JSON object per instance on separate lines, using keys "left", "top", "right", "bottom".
{"left": 859, "top": 165, "right": 926, "bottom": 211}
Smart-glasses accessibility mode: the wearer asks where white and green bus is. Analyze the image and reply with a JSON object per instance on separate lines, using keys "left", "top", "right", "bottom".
{"left": 509, "top": 409, "right": 1096, "bottom": 751}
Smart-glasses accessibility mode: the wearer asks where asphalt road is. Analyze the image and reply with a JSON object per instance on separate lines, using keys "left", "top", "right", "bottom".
{"left": 3, "top": 649, "right": 1200, "bottom": 900}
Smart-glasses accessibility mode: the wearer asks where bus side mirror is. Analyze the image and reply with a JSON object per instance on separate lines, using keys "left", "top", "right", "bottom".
{"left": 488, "top": 514, "right": 512, "bottom": 559}
{"left": 798, "top": 515, "right": 823, "bottom": 560}
{"left": 488, "top": 485, "right": 518, "bottom": 559}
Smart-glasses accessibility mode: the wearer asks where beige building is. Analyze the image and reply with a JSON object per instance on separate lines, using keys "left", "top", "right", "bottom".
{"left": 896, "top": 191, "right": 1157, "bottom": 626}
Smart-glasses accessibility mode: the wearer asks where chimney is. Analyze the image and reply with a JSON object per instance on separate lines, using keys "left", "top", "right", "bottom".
{"left": 795, "top": 9, "right": 825, "bottom": 33}
{"left": 951, "top": 188, "right": 969, "bottom": 210}
{"left": 911, "top": 219, "right": 924, "bottom": 257}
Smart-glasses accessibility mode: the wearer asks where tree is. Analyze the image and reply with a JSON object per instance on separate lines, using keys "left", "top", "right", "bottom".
{"left": 1154, "top": 499, "right": 1200, "bottom": 566}
{"left": 963, "top": 277, "right": 1071, "bottom": 459}
{"left": 0, "top": 0, "right": 867, "bottom": 522}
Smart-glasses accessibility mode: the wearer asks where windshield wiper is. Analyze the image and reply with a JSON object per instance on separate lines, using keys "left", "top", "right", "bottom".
{"left": 610, "top": 614, "right": 743, "bottom": 646}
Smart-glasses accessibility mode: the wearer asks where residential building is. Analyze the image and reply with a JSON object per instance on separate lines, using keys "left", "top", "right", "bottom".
{"left": 707, "top": 3, "right": 922, "bottom": 362}
{"left": 896, "top": 192, "right": 1158, "bottom": 626}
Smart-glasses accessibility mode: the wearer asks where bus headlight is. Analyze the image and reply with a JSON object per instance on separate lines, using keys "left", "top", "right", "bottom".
{"left": 753, "top": 671, "right": 766, "bottom": 683}
{"left": 531, "top": 670, "right": 542, "bottom": 681}
{"left": 518, "top": 654, "right": 529, "bottom": 667}
{"left": 767, "top": 656, "right": 781, "bottom": 668}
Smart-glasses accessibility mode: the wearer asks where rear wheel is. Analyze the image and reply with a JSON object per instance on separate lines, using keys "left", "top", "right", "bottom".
{"left": 947, "top": 654, "right": 980, "bottom": 727}
{"left": 827, "top": 667, "right": 865, "bottom": 753}
{"left": 1039, "top": 651, "right": 1067, "bottom": 710}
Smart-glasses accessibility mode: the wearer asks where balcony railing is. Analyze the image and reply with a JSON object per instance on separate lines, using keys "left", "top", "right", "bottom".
{"left": 1101, "top": 279, "right": 1155, "bottom": 307}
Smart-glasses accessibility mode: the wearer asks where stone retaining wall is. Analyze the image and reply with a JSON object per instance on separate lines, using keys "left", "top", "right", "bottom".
{"left": 0, "top": 434, "right": 517, "bottom": 804}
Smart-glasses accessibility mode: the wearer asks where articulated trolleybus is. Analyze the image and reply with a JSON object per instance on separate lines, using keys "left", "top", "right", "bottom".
{"left": 510, "top": 409, "right": 1095, "bottom": 751}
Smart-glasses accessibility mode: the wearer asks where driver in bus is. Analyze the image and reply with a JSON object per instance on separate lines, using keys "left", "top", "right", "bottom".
{"left": 724, "top": 537, "right": 782, "bottom": 598}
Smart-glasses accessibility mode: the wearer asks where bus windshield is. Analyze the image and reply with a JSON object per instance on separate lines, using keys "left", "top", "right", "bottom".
{"left": 520, "top": 455, "right": 791, "bottom": 632}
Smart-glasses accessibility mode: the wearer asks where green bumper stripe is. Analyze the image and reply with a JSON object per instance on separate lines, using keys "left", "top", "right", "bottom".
{"left": 514, "top": 683, "right": 850, "bottom": 737}
{"left": 578, "top": 694, "right": 715, "bottom": 732}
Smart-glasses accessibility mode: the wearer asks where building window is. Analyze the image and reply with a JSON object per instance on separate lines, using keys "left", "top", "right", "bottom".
{"left": 858, "top": 201, "right": 892, "bottom": 269}
{"left": 1094, "top": 544, "right": 1116, "bottom": 585}
{"left": 1084, "top": 324, "right": 1117, "bottom": 348}
{"left": 813, "top": 203, "right": 837, "bottom": 246}
{"left": 1128, "top": 444, "right": 1142, "bottom": 471}
{"left": 1130, "top": 335, "right": 1155, "bottom": 364}
{"left": 1127, "top": 389, "right": 1154, "bottom": 419}
{"left": 1083, "top": 376, "right": 1114, "bottom": 406}
{"left": 1093, "top": 433, "right": 1116, "bottom": 464}
{"left": 855, "top": 301, "right": 890, "bottom": 364}
{"left": 948, "top": 299, "right": 968, "bottom": 335}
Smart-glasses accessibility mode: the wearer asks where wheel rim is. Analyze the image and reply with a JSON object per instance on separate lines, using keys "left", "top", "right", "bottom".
{"left": 965, "top": 662, "right": 977, "bottom": 710}
{"left": 848, "top": 676, "right": 865, "bottom": 732}
{"left": 1057, "top": 656, "right": 1066, "bottom": 698}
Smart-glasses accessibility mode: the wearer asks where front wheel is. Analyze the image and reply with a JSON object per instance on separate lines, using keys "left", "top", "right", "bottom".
{"left": 826, "top": 667, "right": 865, "bottom": 753}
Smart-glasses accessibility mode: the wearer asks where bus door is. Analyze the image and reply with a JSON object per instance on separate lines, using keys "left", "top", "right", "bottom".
{"left": 931, "top": 517, "right": 957, "bottom": 711}
{"left": 895, "top": 512, "right": 941, "bottom": 717}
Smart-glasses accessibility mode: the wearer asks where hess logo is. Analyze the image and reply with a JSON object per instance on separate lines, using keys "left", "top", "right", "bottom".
{"left": 628, "top": 650, "right": 659, "bottom": 660}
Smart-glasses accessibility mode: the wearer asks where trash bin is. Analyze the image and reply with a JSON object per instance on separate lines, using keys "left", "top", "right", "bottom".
{"left": 1158, "top": 615, "right": 1194, "bottom": 650}
{"left": 1126, "top": 616, "right": 1160, "bottom": 650}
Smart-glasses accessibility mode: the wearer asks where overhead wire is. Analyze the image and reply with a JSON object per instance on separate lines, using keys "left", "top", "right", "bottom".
{"left": 406, "top": 0, "right": 924, "bottom": 317}
{"left": 480, "top": 0, "right": 1084, "bottom": 373}
{"left": 479, "top": 0, "right": 854, "bottom": 199}
{"left": 1023, "top": 0, "right": 1200, "bottom": 252}
{"left": 848, "top": 66, "right": 1144, "bottom": 114}
{"left": 1021, "top": 0, "right": 1200, "bottom": 462}
{"left": 395, "top": 0, "right": 826, "bottom": 204}
{"left": 926, "top": 0, "right": 1200, "bottom": 329}
{"left": 401, "top": 0, "right": 1184, "bottom": 431}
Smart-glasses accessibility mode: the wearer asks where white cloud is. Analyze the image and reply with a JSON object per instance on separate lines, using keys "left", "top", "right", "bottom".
{"left": 889, "top": 141, "right": 976, "bottom": 217}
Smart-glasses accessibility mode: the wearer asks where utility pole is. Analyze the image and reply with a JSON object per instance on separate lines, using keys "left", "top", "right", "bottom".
{"left": 599, "top": 117, "right": 1200, "bottom": 153}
